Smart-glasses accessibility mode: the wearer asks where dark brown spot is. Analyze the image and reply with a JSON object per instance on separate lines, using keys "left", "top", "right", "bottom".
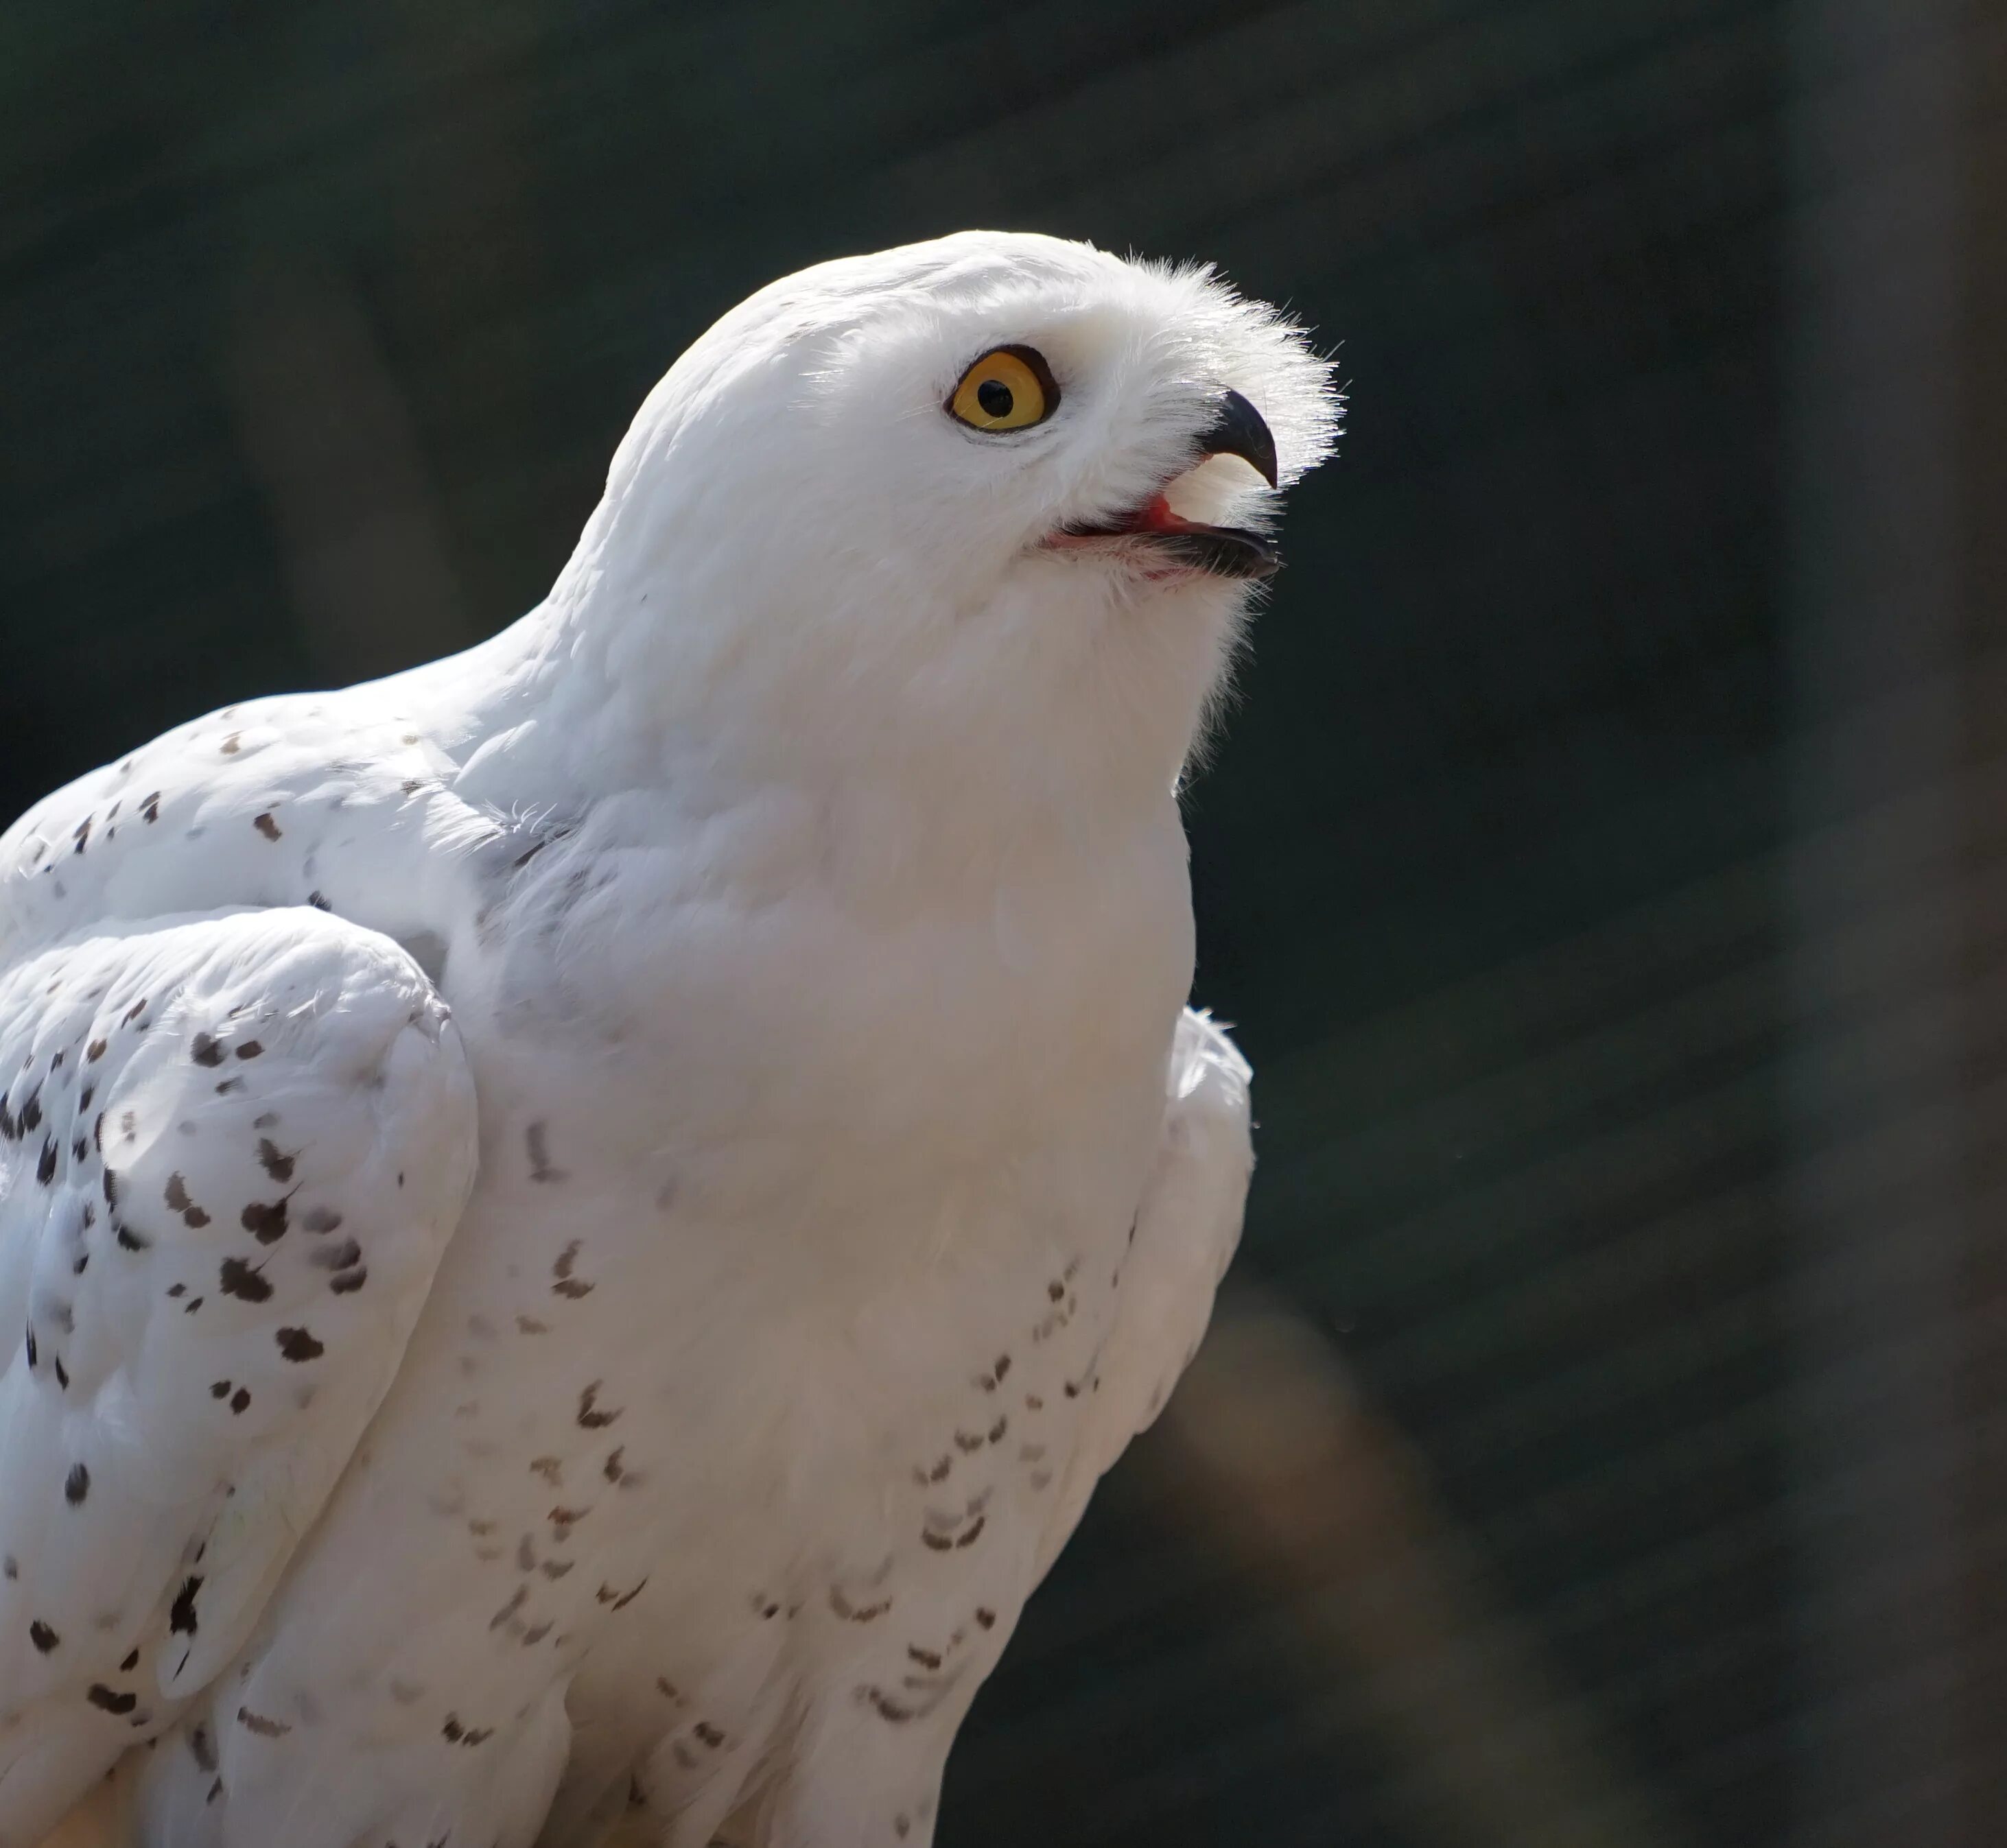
{"left": 275, "top": 1327, "right": 323, "bottom": 1363}
{"left": 330, "top": 1266, "right": 367, "bottom": 1294}
{"left": 89, "top": 1685, "right": 138, "bottom": 1715}
{"left": 64, "top": 1462, "right": 89, "bottom": 1504}
{"left": 169, "top": 1576, "right": 202, "bottom": 1635}
{"left": 30, "top": 1619, "right": 59, "bottom": 1652}
{"left": 236, "top": 1707, "right": 288, "bottom": 1738}
{"left": 253, "top": 812, "right": 281, "bottom": 841}
{"left": 219, "top": 1258, "right": 272, "bottom": 1303}
{"left": 306, "top": 890, "right": 331, "bottom": 911}
{"left": 190, "top": 1724, "right": 217, "bottom": 1772}
{"left": 255, "top": 1139, "right": 294, "bottom": 1183}
{"left": 165, "top": 1173, "right": 209, "bottom": 1227}
{"left": 301, "top": 1206, "right": 342, "bottom": 1233}
{"left": 830, "top": 1587, "right": 891, "bottom": 1623}
{"left": 693, "top": 1720, "right": 724, "bottom": 1748}
{"left": 231, "top": 1388, "right": 250, "bottom": 1413}
{"left": 236, "top": 1041, "right": 263, "bottom": 1060}
{"left": 576, "top": 1382, "right": 622, "bottom": 1430}
{"left": 190, "top": 1034, "right": 224, "bottom": 1067}
{"left": 36, "top": 1138, "right": 56, "bottom": 1184}
{"left": 441, "top": 1716, "right": 465, "bottom": 1742}
{"left": 242, "top": 1198, "right": 288, "bottom": 1243}
{"left": 954, "top": 1516, "right": 986, "bottom": 1548}
{"left": 974, "top": 1607, "right": 996, "bottom": 1629}
{"left": 907, "top": 1646, "right": 942, "bottom": 1670}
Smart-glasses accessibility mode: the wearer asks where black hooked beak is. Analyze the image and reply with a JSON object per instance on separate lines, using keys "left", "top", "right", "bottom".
{"left": 1194, "top": 388, "right": 1279, "bottom": 487}
{"left": 1045, "top": 387, "right": 1287, "bottom": 580}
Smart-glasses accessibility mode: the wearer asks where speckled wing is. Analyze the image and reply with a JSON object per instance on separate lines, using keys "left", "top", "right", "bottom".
{"left": 1035, "top": 1008, "right": 1253, "bottom": 1579}
{"left": 0, "top": 908, "right": 476, "bottom": 1845}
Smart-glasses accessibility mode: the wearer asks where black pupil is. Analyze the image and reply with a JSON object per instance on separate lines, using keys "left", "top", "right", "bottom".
{"left": 976, "top": 378, "right": 1015, "bottom": 419}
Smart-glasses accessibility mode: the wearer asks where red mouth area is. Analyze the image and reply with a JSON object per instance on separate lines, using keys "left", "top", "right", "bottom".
{"left": 1046, "top": 493, "right": 1280, "bottom": 580}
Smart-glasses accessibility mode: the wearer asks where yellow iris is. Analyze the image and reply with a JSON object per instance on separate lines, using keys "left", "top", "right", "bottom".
{"left": 948, "top": 346, "right": 1057, "bottom": 431}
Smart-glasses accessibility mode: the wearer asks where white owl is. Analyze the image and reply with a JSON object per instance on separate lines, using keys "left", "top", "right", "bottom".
{"left": 0, "top": 231, "right": 1337, "bottom": 1848}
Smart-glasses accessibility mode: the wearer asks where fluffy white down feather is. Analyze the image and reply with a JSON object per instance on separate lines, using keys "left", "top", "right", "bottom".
{"left": 0, "top": 231, "right": 1336, "bottom": 1848}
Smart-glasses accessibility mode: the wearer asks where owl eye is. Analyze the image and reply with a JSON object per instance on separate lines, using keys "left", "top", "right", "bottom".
{"left": 948, "top": 346, "right": 1059, "bottom": 431}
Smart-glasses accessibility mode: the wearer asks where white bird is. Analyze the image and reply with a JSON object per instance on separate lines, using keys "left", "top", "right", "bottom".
{"left": 0, "top": 231, "right": 1337, "bottom": 1848}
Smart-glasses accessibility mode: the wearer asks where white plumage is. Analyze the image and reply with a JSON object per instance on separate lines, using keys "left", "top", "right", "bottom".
{"left": 0, "top": 232, "right": 1336, "bottom": 1848}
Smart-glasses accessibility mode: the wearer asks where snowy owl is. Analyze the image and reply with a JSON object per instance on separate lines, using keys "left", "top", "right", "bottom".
{"left": 0, "top": 231, "right": 1337, "bottom": 1848}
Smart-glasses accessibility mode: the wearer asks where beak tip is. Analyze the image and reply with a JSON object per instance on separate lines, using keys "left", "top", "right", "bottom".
{"left": 1199, "top": 388, "right": 1280, "bottom": 488}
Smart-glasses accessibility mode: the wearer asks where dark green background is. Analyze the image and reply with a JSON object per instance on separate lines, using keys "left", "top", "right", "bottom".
{"left": 4, "top": 4, "right": 1999, "bottom": 1845}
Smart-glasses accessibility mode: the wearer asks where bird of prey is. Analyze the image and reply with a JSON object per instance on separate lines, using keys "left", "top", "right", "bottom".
{"left": 0, "top": 231, "right": 1337, "bottom": 1848}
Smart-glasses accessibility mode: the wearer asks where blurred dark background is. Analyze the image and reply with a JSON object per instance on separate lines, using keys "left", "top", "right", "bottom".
{"left": 3, "top": 3, "right": 2003, "bottom": 1845}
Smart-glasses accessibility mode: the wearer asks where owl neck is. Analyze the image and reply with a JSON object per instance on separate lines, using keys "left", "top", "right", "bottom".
{"left": 424, "top": 535, "right": 1233, "bottom": 890}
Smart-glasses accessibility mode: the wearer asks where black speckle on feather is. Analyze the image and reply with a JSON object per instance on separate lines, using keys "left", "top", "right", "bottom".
{"left": 218, "top": 1257, "right": 272, "bottom": 1303}
{"left": 241, "top": 1198, "right": 288, "bottom": 1243}
{"left": 275, "top": 1326, "right": 324, "bottom": 1363}
{"left": 169, "top": 1576, "right": 202, "bottom": 1636}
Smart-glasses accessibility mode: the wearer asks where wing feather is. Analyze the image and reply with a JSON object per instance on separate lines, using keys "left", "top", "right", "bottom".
{"left": 1037, "top": 1007, "right": 1252, "bottom": 1577}
{"left": 0, "top": 907, "right": 476, "bottom": 1843}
